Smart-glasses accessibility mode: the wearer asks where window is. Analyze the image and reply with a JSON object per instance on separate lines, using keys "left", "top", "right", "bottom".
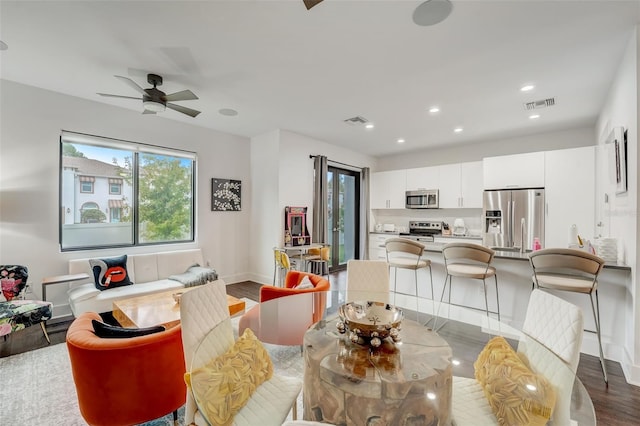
{"left": 60, "top": 131, "right": 196, "bottom": 250}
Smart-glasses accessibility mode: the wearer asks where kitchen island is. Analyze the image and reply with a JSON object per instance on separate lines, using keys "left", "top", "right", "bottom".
{"left": 370, "top": 231, "right": 631, "bottom": 370}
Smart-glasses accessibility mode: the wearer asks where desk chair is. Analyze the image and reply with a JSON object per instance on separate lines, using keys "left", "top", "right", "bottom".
{"left": 438, "top": 243, "right": 499, "bottom": 322}
{"left": 346, "top": 260, "right": 390, "bottom": 304}
{"left": 306, "top": 244, "right": 331, "bottom": 286}
{"left": 385, "top": 238, "right": 433, "bottom": 320}
{"left": 452, "top": 289, "right": 584, "bottom": 425}
{"left": 529, "top": 248, "right": 607, "bottom": 383}
{"left": 273, "top": 248, "right": 292, "bottom": 287}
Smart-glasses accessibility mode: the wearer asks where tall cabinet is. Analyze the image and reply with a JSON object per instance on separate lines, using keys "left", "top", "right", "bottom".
{"left": 544, "top": 146, "right": 595, "bottom": 248}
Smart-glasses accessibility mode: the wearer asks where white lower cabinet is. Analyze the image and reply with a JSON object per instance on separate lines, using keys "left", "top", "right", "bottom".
{"left": 369, "top": 233, "right": 395, "bottom": 260}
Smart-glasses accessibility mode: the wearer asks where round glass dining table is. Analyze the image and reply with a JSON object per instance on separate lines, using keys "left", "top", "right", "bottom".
{"left": 192, "top": 290, "right": 596, "bottom": 426}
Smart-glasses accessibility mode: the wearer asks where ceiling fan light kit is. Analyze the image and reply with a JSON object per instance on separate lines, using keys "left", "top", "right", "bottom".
{"left": 98, "top": 72, "right": 201, "bottom": 117}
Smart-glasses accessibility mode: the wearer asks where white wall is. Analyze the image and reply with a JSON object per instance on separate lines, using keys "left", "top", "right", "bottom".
{"left": 248, "top": 129, "right": 376, "bottom": 284}
{"left": 377, "top": 126, "right": 595, "bottom": 171}
{"left": 0, "top": 80, "right": 252, "bottom": 316}
{"left": 595, "top": 27, "right": 639, "bottom": 383}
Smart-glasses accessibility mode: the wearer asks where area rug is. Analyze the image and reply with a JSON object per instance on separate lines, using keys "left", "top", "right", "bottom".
{"left": 0, "top": 298, "right": 303, "bottom": 425}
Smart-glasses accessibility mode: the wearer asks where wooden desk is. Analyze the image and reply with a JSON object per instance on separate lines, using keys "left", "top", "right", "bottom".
{"left": 280, "top": 244, "right": 322, "bottom": 271}
{"left": 113, "top": 289, "right": 246, "bottom": 329}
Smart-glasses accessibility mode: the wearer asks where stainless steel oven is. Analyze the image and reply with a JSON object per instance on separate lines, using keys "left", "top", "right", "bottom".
{"left": 405, "top": 189, "right": 439, "bottom": 209}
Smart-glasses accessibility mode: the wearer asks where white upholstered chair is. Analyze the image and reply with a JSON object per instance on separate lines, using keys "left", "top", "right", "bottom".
{"left": 452, "top": 289, "right": 584, "bottom": 426}
{"left": 346, "top": 259, "right": 390, "bottom": 304}
{"left": 529, "top": 247, "right": 607, "bottom": 383}
{"left": 181, "top": 280, "right": 302, "bottom": 426}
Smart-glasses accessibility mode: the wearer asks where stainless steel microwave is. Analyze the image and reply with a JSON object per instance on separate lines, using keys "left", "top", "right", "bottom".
{"left": 406, "top": 189, "right": 439, "bottom": 209}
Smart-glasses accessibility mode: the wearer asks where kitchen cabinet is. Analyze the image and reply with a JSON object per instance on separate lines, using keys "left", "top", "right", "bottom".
{"left": 438, "top": 161, "right": 483, "bottom": 208}
{"left": 406, "top": 166, "right": 439, "bottom": 191}
{"left": 483, "top": 152, "right": 545, "bottom": 190}
{"left": 369, "top": 233, "right": 396, "bottom": 260}
{"left": 544, "top": 146, "right": 595, "bottom": 248}
{"left": 371, "top": 170, "right": 406, "bottom": 209}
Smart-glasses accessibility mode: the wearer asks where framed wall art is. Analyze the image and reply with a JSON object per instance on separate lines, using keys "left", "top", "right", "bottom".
{"left": 211, "top": 178, "right": 241, "bottom": 211}
{"left": 606, "top": 127, "right": 627, "bottom": 195}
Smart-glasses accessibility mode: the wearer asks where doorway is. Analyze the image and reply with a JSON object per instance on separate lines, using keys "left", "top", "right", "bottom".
{"left": 327, "top": 166, "right": 360, "bottom": 271}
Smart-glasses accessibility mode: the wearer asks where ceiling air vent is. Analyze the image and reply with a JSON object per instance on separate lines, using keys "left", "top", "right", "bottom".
{"left": 344, "top": 116, "right": 369, "bottom": 125}
{"left": 524, "top": 97, "right": 555, "bottom": 110}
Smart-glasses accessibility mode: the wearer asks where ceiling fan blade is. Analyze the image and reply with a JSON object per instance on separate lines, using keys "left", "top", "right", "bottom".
{"left": 167, "top": 102, "right": 201, "bottom": 118}
{"left": 114, "top": 75, "right": 146, "bottom": 95}
{"left": 97, "top": 93, "right": 142, "bottom": 100}
{"left": 164, "top": 89, "right": 198, "bottom": 102}
{"left": 303, "top": 0, "right": 323, "bottom": 10}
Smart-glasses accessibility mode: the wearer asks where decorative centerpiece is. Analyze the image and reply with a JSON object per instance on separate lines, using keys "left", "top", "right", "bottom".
{"left": 336, "top": 301, "right": 403, "bottom": 347}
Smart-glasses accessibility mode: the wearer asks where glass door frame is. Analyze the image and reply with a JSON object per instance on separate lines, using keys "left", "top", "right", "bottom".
{"left": 327, "top": 166, "right": 360, "bottom": 272}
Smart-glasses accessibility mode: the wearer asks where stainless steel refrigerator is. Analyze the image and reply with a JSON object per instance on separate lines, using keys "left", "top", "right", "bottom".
{"left": 482, "top": 188, "right": 545, "bottom": 251}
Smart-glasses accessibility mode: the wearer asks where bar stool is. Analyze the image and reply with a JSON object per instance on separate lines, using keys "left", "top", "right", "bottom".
{"left": 438, "top": 242, "right": 500, "bottom": 321}
{"left": 306, "top": 244, "right": 331, "bottom": 286}
{"left": 385, "top": 237, "right": 433, "bottom": 320}
{"left": 529, "top": 247, "right": 608, "bottom": 383}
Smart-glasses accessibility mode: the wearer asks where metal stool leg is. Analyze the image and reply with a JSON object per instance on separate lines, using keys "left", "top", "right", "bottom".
{"left": 590, "top": 290, "right": 608, "bottom": 384}
{"left": 482, "top": 278, "right": 490, "bottom": 318}
{"left": 415, "top": 269, "right": 419, "bottom": 321}
{"left": 494, "top": 274, "right": 501, "bottom": 322}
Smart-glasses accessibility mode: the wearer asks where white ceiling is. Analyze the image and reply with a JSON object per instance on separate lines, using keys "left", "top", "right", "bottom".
{"left": 1, "top": 1, "right": 639, "bottom": 157}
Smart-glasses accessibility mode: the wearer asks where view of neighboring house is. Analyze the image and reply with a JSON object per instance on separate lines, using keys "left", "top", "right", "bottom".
{"left": 61, "top": 156, "right": 131, "bottom": 225}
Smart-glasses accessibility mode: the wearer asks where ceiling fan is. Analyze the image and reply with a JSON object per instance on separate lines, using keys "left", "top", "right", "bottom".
{"left": 98, "top": 73, "right": 201, "bottom": 117}
{"left": 303, "top": 0, "right": 324, "bottom": 10}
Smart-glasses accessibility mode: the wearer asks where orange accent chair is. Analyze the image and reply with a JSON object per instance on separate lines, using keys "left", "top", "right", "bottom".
{"left": 260, "top": 270, "right": 330, "bottom": 304}
{"left": 66, "top": 312, "right": 186, "bottom": 426}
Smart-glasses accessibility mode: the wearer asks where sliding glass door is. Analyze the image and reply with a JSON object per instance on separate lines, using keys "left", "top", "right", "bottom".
{"left": 327, "top": 166, "right": 360, "bottom": 270}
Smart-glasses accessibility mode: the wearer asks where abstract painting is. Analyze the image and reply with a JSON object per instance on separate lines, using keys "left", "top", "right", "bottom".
{"left": 211, "top": 178, "right": 241, "bottom": 211}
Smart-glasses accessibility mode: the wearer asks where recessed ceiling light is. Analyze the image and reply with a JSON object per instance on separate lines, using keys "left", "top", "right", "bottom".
{"left": 397, "top": 138, "right": 405, "bottom": 144}
{"left": 429, "top": 106, "right": 440, "bottom": 113}
{"left": 365, "top": 123, "right": 374, "bottom": 129}
{"left": 218, "top": 108, "right": 238, "bottom": 116}
{"left": 453, "top": 127, "right": 463, "bottom": 133}
{"left": 529, "top": 114, "right": 540, "bottom": 119}
{"left": 521, "top": 84, "right": 535, "bottom": 92}
{"left": 0, "top": 41, "right": 8, "bottom": 51}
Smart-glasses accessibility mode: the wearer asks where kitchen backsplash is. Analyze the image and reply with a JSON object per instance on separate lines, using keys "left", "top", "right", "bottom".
{"left": 372, "top": 208, "right": 483, "bottom": 236}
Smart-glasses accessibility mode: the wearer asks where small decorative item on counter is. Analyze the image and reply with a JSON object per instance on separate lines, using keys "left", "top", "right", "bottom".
{"left": 442, "top": 222, "right": 451, "bottom": 236}
{"left": 568, "top": 224, "right": 579, "bottom": 248}
{"left": 532, "top": 237, "right": 542, "bottom": 251}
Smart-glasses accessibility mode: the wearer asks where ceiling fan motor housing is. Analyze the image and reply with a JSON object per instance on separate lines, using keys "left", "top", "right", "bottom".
{"left": 147, "top": 73, "right": 163, "bottom": 87}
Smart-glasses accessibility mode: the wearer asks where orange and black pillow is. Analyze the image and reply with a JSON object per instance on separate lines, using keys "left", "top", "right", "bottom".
{"left": 88, "top": 255, "right": 133, "bottom": 291}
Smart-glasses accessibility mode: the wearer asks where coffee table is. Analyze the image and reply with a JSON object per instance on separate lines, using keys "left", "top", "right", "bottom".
{"left": 113, "top": 288, "right": 246, "bottom": 329}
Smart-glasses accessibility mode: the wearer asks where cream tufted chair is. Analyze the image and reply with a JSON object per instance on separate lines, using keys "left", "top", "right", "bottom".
{"left": 346, "top": 259, "right": 390, "bottom": 304}
{"left": 452, "top": 289, "right": 584, "bottom": 425}
{"left": 180, "top": 279, "right": 302, "bottom": 426}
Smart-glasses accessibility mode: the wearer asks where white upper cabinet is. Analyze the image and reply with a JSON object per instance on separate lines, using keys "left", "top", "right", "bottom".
{"left": 544, "top": 146, "right": 595, "bottom": 248}
{"left": 438, "top": 164, "right": 461, "bottom": 208}
{"left": 406, "top": 166, "right": 439, "bottom": 191}
{"left": 370, "top": 169, "right": 406, "bottom": 209}
{"left": 437, "top": 161, "right": 483, "bottom": 208}
{"left": 483, "top": 152, "right": 545, "bottom": 189}
{"left": 460, "top": 161, "right": 484, "bottom": 208}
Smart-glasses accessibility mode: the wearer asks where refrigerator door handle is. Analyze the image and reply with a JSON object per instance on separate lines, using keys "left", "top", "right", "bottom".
{"left": 510, "top": 200, "right": 515, "bottom": 248}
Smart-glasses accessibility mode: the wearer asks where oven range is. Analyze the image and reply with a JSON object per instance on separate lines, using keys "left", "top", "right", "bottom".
{"left": 398, "top": 221, "right": 443, "bottom": 242}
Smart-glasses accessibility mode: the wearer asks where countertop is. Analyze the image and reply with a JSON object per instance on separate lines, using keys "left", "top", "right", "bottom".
{"left": 370, "top": 232, "right": 629, "bottom": 270}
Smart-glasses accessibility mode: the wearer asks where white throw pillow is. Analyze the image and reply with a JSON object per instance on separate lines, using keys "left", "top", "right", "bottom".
{"left": 295, "top": 276, "right": 315, "bottom": 290}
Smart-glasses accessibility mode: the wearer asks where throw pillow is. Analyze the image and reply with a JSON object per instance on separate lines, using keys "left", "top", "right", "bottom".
{"left": 294, "top": 275, "right": 315, "bottom": 290}
{"left": 88, "top": 255, "right": 133, "bottom": 291}
{"left": 91, "top": 319, "right": 165, "bottom": 339}
{"left": 185, "top": 328, "right": 273, "bottom": 426}
{"left": 474, "top": 336, "right": 557, "bottom": 426}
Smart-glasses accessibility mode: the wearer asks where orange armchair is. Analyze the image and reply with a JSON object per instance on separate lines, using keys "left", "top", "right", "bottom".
{"left": 260, "top": 270, "right": 330, "bottom": 303}
{"left": 66, "top": 312, "right": 186, "bottom": 426}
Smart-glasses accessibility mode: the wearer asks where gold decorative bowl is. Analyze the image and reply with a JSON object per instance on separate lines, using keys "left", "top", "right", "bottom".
{"left": 337, "top": 301, "right": 403, "bottom": 347}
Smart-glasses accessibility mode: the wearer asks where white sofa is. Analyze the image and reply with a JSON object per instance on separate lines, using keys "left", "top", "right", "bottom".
{"left": 67, "top": 249, "right": 206, "bottom": 316}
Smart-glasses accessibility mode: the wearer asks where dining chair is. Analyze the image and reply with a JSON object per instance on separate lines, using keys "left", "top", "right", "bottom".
{"left": 385, "top": 237, "right": 433, "bottom": 319}
{"left": 181, "top": 279, "right": 302, "bottom": 426}
{"left": 273, "top": 248, "right": 292, "bottom": 287}
{"left": 306, "top": 243, "right": 331, "bottom": 285}
{"left": 346, "top": 259, "right": 390, "bottom": 304}
{"left": 437, "top": 243, "right": 499, "bottom": 322}
{"left": 452, "top": 289, "right": 584, "bottom": 426}
{"left": 529, "top": 247, "right": 607, "bottom": 383}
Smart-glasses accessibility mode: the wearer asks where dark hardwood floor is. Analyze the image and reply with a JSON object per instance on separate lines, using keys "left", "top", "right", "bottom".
{"left": 3, "top": 272, "right": 639, "bottom": 425}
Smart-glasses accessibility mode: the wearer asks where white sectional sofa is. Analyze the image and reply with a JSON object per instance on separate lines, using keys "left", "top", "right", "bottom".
{"left": 67, "top": 249, "right": 206, "bottom": 316}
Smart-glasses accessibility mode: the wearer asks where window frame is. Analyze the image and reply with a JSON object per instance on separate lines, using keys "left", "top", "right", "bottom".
{"left": 59, "top": 131, "right": 197, "bottom": 251}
